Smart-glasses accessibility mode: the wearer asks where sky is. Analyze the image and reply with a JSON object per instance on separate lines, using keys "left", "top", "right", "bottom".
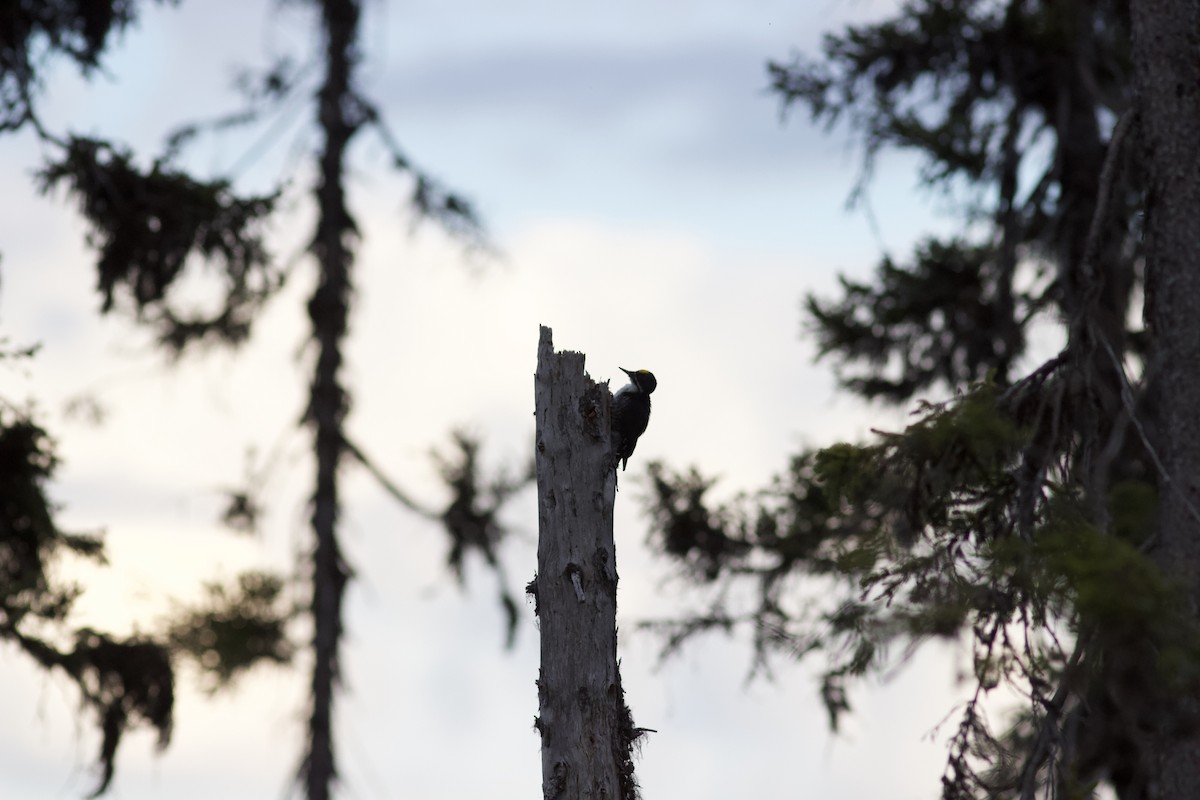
{"left": 0, "top": 1, "right": 982, "bottom": 798}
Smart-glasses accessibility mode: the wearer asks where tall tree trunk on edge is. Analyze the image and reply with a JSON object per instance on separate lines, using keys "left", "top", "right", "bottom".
{"left": 1131, "top": 1, "right": 1200, "bottom": 796}
{"left": 304, "top": 1, "right": 361, "bottom": 798}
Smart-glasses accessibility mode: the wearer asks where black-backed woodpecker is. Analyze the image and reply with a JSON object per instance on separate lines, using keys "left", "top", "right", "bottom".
{"left": 611, "top": 368, "right": 656, "bottom": 471}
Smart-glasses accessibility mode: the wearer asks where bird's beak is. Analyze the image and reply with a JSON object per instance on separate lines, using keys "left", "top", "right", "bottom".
{"left": 620, "top": 367, "right": 634, "bottom": 378}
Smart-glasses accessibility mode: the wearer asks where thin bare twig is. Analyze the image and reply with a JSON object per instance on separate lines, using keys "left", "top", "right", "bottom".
{"left": 341, "top": 434, "right": 437, "bottom": 518}
{"left": 1018, "top": 636, "right": 1086, "bottom": 800}
{"left": 1079, "top": 111, "right": 1134, "bottom": 293}
{"left": 1097, "top": 336, "right": 1200, "bottom": 539}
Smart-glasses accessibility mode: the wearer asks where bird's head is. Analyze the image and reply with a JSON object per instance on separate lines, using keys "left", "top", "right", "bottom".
{"left": 620, "top": 367, "right": 657, "bottom": 394}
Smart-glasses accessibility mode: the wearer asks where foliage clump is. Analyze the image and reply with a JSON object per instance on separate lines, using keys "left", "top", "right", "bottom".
{"left": 0, "top": 404, "right": 175, "bottom": 797}
{"left": 0, "top": 1, "right": 176, "bottom": 132}
{"left": 166, "top": 570, "right": 295, "bottom": 691}
{"left": 39, "top": 137, "right": 281, "bottom": 352}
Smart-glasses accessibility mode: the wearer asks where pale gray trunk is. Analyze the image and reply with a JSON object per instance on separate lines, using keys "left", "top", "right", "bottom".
{"left": 1131, "top": 0, "right": 1200, "bottom": 796}
{"left": 531, "top": 326, "right": 641, "bottom": 800}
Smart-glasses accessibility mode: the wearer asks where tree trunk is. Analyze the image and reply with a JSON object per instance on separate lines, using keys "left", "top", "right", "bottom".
{"left": 304, "top": 1, "right": 361, "bottom": 798}
{"left": 530, "top": 326, "right": 641, "bottom": 800}
{"left": 1131, "top": 1, "right": 1200, "bottom": 796}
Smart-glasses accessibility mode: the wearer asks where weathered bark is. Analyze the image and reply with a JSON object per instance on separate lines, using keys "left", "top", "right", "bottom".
{"left": 530, "top": 326, "right": 641, "bottom": 800}
{"left": 1131, "top": 1, "right": 1200, "bottom": 797}
{"left": 303, "top": 1, "right": 361, "bottom": 798}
